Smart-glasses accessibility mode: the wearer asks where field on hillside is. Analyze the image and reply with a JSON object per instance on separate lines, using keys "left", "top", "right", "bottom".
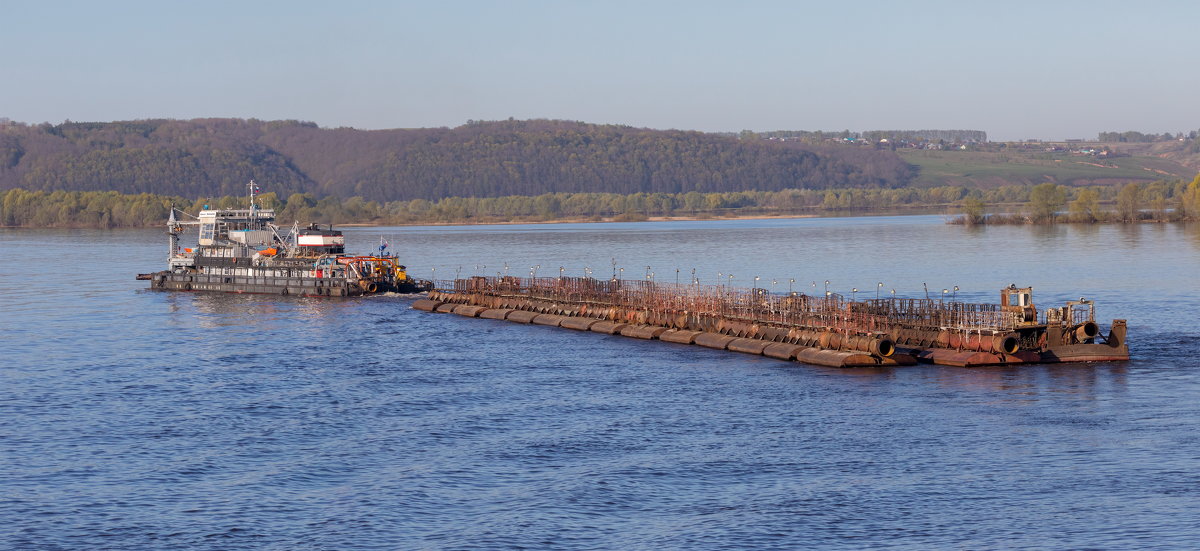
{"left": 899, "top": 148, "right": 1194, "bottom": 188}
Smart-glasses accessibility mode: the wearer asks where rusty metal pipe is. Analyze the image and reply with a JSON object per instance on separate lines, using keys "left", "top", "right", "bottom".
{"left": 993, "top": 332, "right": 1020, "bottom": 355}
{"left": 871, "top": 336, "right": 896, "bottom": 357}
{"left": 936, "top": 330, "right": 951, "bottom": 348}
{"left": 1074, "top": 321, "right": 1099, "bottom": 342}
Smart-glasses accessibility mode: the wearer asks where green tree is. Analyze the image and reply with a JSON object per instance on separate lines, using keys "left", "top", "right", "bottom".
{"left": 1147, "top": 192, "right": 1168, "bottom": 221}
{"left": 256, "top": 191, "right": 281, "bottom": 210}
{"left": 1181, "top": 173, "right": 1200, "bottom": 219}
{"left": 1068, "top": 188, "right": 1100, "bottom": 223}
{"left": 960, "top": 196, "right": 986, "bottom": 225}
{"left": 1115, "top": 183, "right": 1141, "bottom": 222}
{"left": 1028, "top": 183, "right": 1066, "bottom": 223}
{"left": 682, "top": 191, "right": 705, "bottom": 213}
{"left": 534, "top": 194, "right": 561, "bottom": 219}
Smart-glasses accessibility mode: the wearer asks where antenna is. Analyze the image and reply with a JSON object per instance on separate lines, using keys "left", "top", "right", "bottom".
{"left": 167, "top": 208, "right": 179, "bottom": 261}
{"left": 248, "top": 180, "right": 258, "bottom": 209}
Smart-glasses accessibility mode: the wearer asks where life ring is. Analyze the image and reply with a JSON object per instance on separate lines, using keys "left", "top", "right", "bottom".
{"left": 281, "top": 288, "right": 289, "bottom": 296}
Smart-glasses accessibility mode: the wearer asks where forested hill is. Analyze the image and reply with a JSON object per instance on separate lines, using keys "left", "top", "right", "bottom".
{"left": 0, "top": 119, "right": 915, "bottom": 201}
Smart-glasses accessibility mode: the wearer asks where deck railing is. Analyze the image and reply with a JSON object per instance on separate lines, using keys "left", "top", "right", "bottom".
{"left": 438, "top": 276, "right": 1028, "bottom": 334}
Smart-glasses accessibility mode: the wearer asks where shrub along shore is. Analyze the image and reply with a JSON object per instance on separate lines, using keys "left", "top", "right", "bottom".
{"left": 3, "top": 175, "right": 1198, "bottom": 229}
{"left": 951, "top": 177, "right": 1200, "bottom": 225}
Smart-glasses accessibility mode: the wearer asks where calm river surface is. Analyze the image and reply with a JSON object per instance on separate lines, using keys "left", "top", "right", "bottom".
{"left": 3, "top": 215, "right": 1199, "bottom": 550}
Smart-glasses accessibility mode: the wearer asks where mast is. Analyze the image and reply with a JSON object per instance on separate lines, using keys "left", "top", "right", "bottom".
{"left": 167, "top": 208, "right": 179, "bottom": 266}
{"left": 248, "top": 180, "right": 259, "bottom": 213}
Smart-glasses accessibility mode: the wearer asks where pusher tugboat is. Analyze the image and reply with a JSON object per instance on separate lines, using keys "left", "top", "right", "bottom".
{"left": 137, "top": 182, "right": 432, "bottom": 297}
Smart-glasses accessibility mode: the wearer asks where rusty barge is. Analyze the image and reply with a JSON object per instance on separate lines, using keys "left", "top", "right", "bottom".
{"left": 413, "top": 276, "right": 1128, "bottom": 368}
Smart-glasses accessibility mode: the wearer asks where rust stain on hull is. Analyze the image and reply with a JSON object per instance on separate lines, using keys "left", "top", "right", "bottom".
{"left": 416, "top": 277, "right": 1130, "bottom": 369}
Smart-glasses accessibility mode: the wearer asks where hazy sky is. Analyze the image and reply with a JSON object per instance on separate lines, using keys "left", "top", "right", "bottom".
{"left": 3, "top": 0, "right": 1196, "bottom": 141}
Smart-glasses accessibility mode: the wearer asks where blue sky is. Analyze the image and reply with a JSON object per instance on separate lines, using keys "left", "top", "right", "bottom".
{"left": 3, "top": 0, "right": 1196, "bottom": 141}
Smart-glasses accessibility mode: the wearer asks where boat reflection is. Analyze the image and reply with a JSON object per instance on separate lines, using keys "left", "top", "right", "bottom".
{"left": 919, "top": 362, "right": 1128, "bottom": 403}
{"left": 165, "top": 290, "right": 362, "bottom": 329}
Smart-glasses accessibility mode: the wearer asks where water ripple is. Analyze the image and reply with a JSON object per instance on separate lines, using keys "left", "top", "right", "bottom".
{"left": 2, "top": 223, "right": 1199, "bottom": 549}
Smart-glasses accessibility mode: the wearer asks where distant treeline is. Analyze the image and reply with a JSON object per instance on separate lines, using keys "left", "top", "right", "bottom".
{"left": 953, "top": 176, "right": 1200, "bottom": 225}
{"left": 5, "top": 178, "right": 1196, "bottom": 229}
{"left": 0, "top": 118, "right": 916, "bottom": 202}
{"left": 1097, "top": 130, "right": 1199, "bottom": 143}
{"left": 2, "top": 189, "right": 180, "bottom": 228}
{"left": 747, "top": 129, "right": 987, "bottom": 143}
{"left": 0, "top": 186, "right": 961, "bottom": 228}
{"left": 861, "top": 130, "right": 988, "bottom": 143}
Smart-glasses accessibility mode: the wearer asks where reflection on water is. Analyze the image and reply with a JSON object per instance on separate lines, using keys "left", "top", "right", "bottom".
{"left": 2, "top": 217, "right": 1199, "bottom": 550}
{"left": 1027, "top": 221, "right": 1069, "bottom": 243}
{"left": 1185, "top": 221, "right": 1200, "bottom": 250}
{"left": 920, "top": 363, "right": 1129, "bottom": 403}
{"left": 171, "top": 291, "right": 360, "bottom": 328}
{"left": 1070, "top": 221, "right": 1102, "bottom": 241}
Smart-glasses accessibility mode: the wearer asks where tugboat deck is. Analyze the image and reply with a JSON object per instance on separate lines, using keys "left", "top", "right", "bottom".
{"left": 139, "top": 181, "right": 431, "bottom": 297}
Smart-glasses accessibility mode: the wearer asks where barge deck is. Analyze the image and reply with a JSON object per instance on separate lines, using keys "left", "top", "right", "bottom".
{"left": 413, "top": 275, "right": 1128, "bottom": 368}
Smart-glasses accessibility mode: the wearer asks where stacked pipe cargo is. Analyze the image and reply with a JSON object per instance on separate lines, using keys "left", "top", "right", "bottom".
{"left": 413, "top": 275, "right": 1128, "bottom": 368}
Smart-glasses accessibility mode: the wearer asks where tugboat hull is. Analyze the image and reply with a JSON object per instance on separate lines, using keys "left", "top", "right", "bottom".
{"left": 149, "top": 271, "right": 359, "bottom": 296}
{"left": 147, "top": 271, "right": 432, "bottom": 297}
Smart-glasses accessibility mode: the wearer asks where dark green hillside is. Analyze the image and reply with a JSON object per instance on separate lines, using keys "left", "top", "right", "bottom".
{"left": 0, "top": 119, "right": 915, "bottom": 201}
{"left": 2, "top": 119, "right": 314, "bottom": 198}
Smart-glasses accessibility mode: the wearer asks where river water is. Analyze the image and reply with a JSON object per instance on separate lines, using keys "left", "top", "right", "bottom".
{"left": 3, "top": 216, "right": 1199, "bottom": 550}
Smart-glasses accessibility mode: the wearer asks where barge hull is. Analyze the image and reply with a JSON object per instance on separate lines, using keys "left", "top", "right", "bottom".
{"left": 416, "top": 276, "right": 1130, "bottom": 369}
{"left": 909, "top": 343, "right": 1128, "bottom": 366}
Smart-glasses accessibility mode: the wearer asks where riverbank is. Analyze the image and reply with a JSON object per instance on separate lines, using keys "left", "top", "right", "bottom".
{"left": 342, "top": 211, "right": 828, "bottom": 227}
{"left": 0, "top": 186, "right": 972, "bottom": 229}
{"left": 946, "top": 212, "right": 1196, "bottom": 226}
{"left": 6, "top": 178, "right": 1197, "bottom": 229}
{"left": 3, "top": 205, "right": 956, "bottom": 230}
